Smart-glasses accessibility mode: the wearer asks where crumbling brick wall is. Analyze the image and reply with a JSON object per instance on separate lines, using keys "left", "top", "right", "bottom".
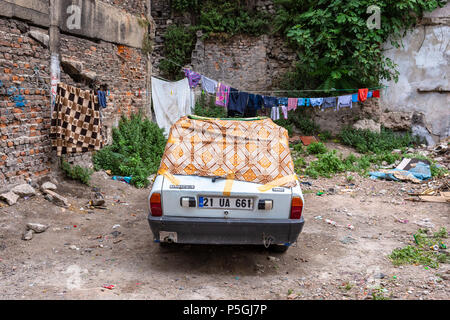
{"left": 0, "top": 19, "right": 52, "bottom": 186}
{"left": 59, "top": 33, "right": 148, "bottom": 166}
{"left": 0, "top": 0, "right": 150, "bottom": 187}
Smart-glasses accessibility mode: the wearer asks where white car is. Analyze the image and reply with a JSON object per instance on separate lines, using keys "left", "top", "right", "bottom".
{"left": 147, "top": 116, "right": 305, "bottom": 252}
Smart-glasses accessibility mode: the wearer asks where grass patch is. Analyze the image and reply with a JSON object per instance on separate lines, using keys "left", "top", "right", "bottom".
{"left": 60, "top": 159, "right": 93, "bottom": 185}
{"left": 92, "top": 113, "right": 166, "bottom": 188}
{"left": 389, "top": 228, "right": 449, "bottom": 269}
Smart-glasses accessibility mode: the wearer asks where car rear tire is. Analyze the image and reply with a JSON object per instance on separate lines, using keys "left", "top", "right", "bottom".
{"left": 269, "top": 245, "right": 289, "bottom": 253}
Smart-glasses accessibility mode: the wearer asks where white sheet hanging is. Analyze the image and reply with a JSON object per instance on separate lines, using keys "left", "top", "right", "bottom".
{"left": 151, "top": 77, "right": 192, "bottom": 137}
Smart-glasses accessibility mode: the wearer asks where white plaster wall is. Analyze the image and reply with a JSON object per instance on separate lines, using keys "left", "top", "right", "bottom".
{"left": 382, "top": 4, "right": 450, "bottom": 139}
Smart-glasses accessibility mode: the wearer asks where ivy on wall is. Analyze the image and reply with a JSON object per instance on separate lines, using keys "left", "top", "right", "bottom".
{"left": 273, "top": 0, "right": 445, "bottom": 91}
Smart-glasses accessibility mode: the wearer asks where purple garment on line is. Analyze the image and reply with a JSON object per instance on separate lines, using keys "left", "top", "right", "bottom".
{"left": 184, "top": 69, "right": 201, "bottom": 88}
{"left": 215, "top": 82, "right": 230, "bottom": 108}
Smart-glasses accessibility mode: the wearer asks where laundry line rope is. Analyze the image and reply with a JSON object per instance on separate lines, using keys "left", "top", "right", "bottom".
{"left": 156, "top": 56, "right": 388, "bottom": 94}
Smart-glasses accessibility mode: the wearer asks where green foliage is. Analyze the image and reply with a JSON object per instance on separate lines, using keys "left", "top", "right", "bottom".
{"left": 293, "top": 142, "right": 304, "bottom": 153}
{"left": 193, "top": 91, "right": 227, "bottom": 118}
{"left": 274, "top": 118, "right": 294, "bottom": 136}
{"left": 305, "top": 150, "right": 347, "bottom": 178}
{"left": 339, "top": 126, "right": 422, "bottom": 154}
{"left": 389, "top": 228, "right": 449, "bottom": 269}
{"left": 60, "top": 160, "right": 93, "bottom": 185}
{"left": 274, "top": 109, "right": 320, "bottom": 136}
{"left": 274, "top": 0, "right": 445, "bottom": 90}
{"left": 196, "top": 1, "right": 270, "bottom": 38}
{"left": 92, "top": 113, "right": 167, "bottom": 188}
{"left": 318, "top": 130, "right": 332, "bottom": 141}
{"left": 306, "top": 142, "right": 328, "bottom": 155}
{"left": 158, "top": 25, "right": 196, "bottom": 80}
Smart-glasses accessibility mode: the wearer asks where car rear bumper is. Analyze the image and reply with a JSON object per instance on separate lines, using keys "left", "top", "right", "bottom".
{"left": 147, "top": 215, "right": 305, "bottom": 245}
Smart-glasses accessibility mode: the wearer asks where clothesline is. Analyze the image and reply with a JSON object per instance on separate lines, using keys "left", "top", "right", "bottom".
{"left": 157, "top": 56, "right": 388, "bottom": 94}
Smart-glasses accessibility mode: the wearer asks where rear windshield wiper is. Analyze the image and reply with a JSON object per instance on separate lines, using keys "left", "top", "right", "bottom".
{"left": 211, "top": 176, "right": 226, "bottom": 183}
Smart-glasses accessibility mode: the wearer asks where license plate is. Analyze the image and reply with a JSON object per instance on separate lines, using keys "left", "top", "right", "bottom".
{"left": 198, "top": 196, "right": 253, "bottom": 210}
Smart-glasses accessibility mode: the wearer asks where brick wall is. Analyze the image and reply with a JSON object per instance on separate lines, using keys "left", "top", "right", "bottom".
{"left": 0, "top": 1, "right": 150, "bottom": 186}
{"left": 0, "top": 19, "right": 52, "bottom": 186}
{"left": 59, "top": 33, "right": 148, "bottom": 149}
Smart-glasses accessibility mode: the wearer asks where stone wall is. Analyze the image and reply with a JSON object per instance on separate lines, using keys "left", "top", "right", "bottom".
{"left": 191, "top": 33, "right": 295, "bottom": 91}
{"left": 381, "top": 3, "right": 450, "bottom": 144}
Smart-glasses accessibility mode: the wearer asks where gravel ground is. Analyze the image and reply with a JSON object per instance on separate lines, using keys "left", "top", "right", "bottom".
{"left": 0, "top": 148, "right": 449, "bottom": 300}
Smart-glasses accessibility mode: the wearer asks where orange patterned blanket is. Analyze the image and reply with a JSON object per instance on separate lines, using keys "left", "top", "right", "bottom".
{"left": 158, "top": 116, "right": 296, "bottom": 187}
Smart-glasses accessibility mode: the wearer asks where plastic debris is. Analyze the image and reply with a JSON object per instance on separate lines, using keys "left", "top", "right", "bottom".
{"left": 325, "top": 219, "right": 337, "bottom": 226}
{"left": 112, "top": 176, "right": 132, "bottom": 184}
{"left": 346, "top": 224, "right": 355, "bottom": 230}
{"left": 316, "top": 191, "right": 325, "bottom": 196}
{"left": 102, "top": 284, "right": 115, "bottom": 290}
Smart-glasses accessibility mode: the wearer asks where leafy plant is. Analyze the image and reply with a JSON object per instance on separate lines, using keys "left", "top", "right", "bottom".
{"left": 306, "top": 142, "right": 328, "bottom": 155}
{"left": 92, "top": 113, "right": 167, "bottom": 188}
{"left": 274, "top": 0, "right": 445, "bottom": 90}
{"left": 158, "top": 25, "right": 196, "bottom": 80}
{"left": 339, "top": 126, "right": 422, "bottom": 154}
{"left": 60, "top": 159, "right": 93, "bottom": 185}
{"left": 389, "top": 228, "right": 449, "bottom": 269}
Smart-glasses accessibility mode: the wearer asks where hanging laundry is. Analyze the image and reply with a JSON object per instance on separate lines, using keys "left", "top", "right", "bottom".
{"left": 281, "top": 106, "right": 288, "bottom": 119}
{"left": 151, "top": 77, "right": 192, "bottom": 137}
{"left": 288, "top": 98, "right": 298, "bottom": 111}
{"left": 337, "top": 94, "right": 352, "bottom": 110}
{"left": 358, "top": 88, "right": 369, "bottom": 102}
{"left": 184, "top": 69, "right": 201, "bottom": 88}
{"left": 352, "top": 93, "right": 358, "bottom": 103}
{"left": 278, "top": 97, "right": 288, "bottom": 107}
{"left": 215, "top": 82, "right": 230, "bottom": 108}
{"left": 50, "top": 83, "right": 104, "bottom": 157}
{"left": 297, "top": 98, "right": 305, "bottom": 107}
{"left": 367, "top": 91, "right": 373, "bottom": 98}
{"left": 305, "top": 98, "right": 310, "bottom": 107}
{"left": 373, "top": 90, "right": 380, "bottom": 98}
{"left": 228, "top": 88, "right": 249, "bottom": 116}
{"left": 201, "top": 75, "right": 217, "bottom": 94}
{"left": 271, "top": 106, "right": 280, "bottom": 121}
{"left": 245, "top": 94, "right": 263, "bottom": 117}
{"left": 97, "top": 90, "right": 107, "bottom": 108}
{"left": 310, "top": 98, "right": 324, "bottom": 107}
{"left": 322, "top": 97, "right": 337, "bottom": 111}
{"left": 262, "top": 95, "right": 277, "bottom": 109}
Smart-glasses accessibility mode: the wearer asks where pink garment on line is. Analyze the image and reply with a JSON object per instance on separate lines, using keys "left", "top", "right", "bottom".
{"left": 215, "top": 82, "right": 230, "bottom": 108}
{"left": 288, "top": 98, "right": 298, "bottom": 111}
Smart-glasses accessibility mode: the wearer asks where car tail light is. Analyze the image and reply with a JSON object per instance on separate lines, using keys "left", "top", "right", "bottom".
{"left": 290, "top": 196, "right": 303, "bottom": 219}
{"left": 150, "top": 193, "right": 162, "bottom": 217}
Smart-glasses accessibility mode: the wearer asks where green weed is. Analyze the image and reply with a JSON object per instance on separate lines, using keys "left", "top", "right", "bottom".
{"left": 389, "top": 228, "right": 449, "bottom": 269}
{"left": 92, "top": 113, "right": 166, "bottom": 188}
{"left": 60, "top": 160, "right": 93, "bottom": 185}
{"left": 306, "top": 142, "right": 328, "bottom": 155}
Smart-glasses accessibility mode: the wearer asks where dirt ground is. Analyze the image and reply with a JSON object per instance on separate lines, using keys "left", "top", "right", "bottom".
{"left": 0, "top": 147, "right": 449, "bottom": 300}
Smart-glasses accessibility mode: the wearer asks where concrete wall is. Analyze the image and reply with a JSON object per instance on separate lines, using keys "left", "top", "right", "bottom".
{"left": 381, "top": 3, "right": 450, "bottom": 142}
